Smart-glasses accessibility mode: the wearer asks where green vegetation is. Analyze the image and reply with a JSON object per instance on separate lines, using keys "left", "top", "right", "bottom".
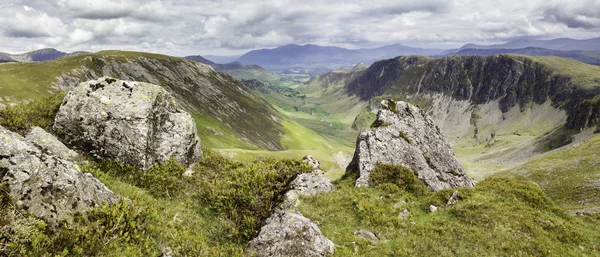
{"left": 500, "top": 134, "right": 600, "bottom": 212}
{"left": 0, "top": 148, "right": 313, "bottom": 256}
{"left": 369, "top": 165, "right": 429, "bottom": 195}
{"left": 0, "top": 92, "right": 65, "bottom": 134}
{"left": 196, "top": 149, "right": 312, "bottom": 241}
{"left": 299, "top": 174, "right": 600, "bottom": 256}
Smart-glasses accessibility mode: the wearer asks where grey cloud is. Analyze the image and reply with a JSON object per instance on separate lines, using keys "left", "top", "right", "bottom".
{"left": 542, "top": 7, "right": 600, "bottom": 29}
{"left": 0, "top": 0, "right": 599, "bottom": 56}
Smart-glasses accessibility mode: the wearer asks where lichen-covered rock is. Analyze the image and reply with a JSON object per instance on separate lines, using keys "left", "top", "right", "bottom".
{"left": 302, "top": 155, "right": 322, "bottom": 169}
{"left": 0, "top": 125, "right": 120, "bottom": 226}
{"left": 289, "top": 170, "right": 335, "bottom": 197}
{"left": 25, "top": 126, "right": 79, "bottom": 162}
{"left": 54, "top": 77, "right": 201, "bottom": 170}
{"left": 247, "top": 211, "right": 335, "bottom": 257}
{"left": 346, "top": 100, "right": 474, "bottom": 191}
{"left": 352, "top": 229, "right": 379, "bottom": 242}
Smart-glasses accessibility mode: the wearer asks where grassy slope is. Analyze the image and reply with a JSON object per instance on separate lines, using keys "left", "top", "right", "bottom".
{"left": 298, "top": 176, "right": 600, "bottom": 256}
{"left": 0, "top": 51, "right": 346, "bottom": 152}
{"left": 499, "top": 134, "right": 600, "bottom": 212}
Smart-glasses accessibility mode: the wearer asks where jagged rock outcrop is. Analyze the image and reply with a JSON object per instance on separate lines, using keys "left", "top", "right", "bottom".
{"left": 54, "top": 78, "right": 201, "bottom": 170}
{"left": 0, "top": 125, "right": 120, "bottom": 226}
{"left": 25, "top": 126, "right": 79, "bottom": 162}
{"left": 346, "top": 100, "right": 474, "bottom": 191}
{"left": 248, "top": 156, "right": 335, "bottom": 257}
{"left": 567, "top": 96, "right": 600, "bottom": 131}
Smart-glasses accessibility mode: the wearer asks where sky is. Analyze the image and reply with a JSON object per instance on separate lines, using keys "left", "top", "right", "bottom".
{"left": 0, "top": 0, "right": 599, "bottom": 56}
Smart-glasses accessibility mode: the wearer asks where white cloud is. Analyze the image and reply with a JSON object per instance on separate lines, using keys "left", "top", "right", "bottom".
{"left": 0, "top": 0, "right": 598, "bottom": 55}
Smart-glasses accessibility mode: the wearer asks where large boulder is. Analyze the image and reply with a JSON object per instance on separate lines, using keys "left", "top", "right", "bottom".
{"left": 0, "top": 125, "right": 120, "bottom": 226}
{"left": 54, "top": 77, "right": 201, "bottom": 170}
{"left": 346, "top": 100, "right": 474, "bottom": 191}
{"left": 25, "top": 126, "right": 79, "bottom": 162}
{"left": 247, "top": 211, "right": 335, "bottom": 257}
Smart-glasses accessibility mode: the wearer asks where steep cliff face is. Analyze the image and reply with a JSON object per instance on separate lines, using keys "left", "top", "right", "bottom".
{"left": 344, "top": 55, "right": 600, "bottom": 132}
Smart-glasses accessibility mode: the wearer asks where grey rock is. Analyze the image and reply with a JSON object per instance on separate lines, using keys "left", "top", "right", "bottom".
{"left": 352, "top": 229, "right": 379, "bottom": 242}
{"left": 249, "top": 157, "right": 335, "bottom": 256}
{"left": 54, "top": 78, "right": 201, "bottom": 170}
{"left": 161, "top": 247, "right": 173, "bottom": 257}
{"left": 0, "top": 125, "right": 120, "bottom": 226}
{"left": 247, "top": 211, "right": 335, "bottom": 257}
{"left": 445, "top": 191, "right": 460, "bottom": 208}
{"left": 398, "top": 209, "right": 410, "bottom": 219}
{"left": 346, "top": 100, "right": 475, "bottom": 191}
{"left": 302, "top": 155, "right": 322, "bottom": 169}
{"left": 289, "top": 170, "right": 335, "bottom": 197}
{"left": 25, "top": 126, "right": 79, "bottom": 162}
{"left": 427, "top": 205, "right": 439, "bottom": 213}
{"left": 393, "top": 200, "right": 407, "bottom": 209}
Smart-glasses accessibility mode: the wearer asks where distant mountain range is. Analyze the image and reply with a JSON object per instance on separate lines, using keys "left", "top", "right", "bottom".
{"left": 234, "top": 44, "right": 444, "bottom": 69}
{"left": 0, "top": 48, "right": 89, "bottom": 62}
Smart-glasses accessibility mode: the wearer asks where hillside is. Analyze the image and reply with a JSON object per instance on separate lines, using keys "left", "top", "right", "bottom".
{"left": 448, "top": 47, "right": 600, "bottom": 66}
{"left": 0, "top": 51, "right": 334, "bottom": 151}
{"left": 185, "top": 55, "right": 279, "bottom": 83}
{"left": 281, "top": 55, "right": 600, "bottom": 181}
{"left": 0, "top": 48, "right": 89, "bottom": 62}
{"left": 459, "top": 37, "right": 600, "bottom": 51}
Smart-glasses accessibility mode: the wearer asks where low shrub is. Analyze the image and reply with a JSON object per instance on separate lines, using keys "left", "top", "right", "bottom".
{"left": 370, "top": 164, "right": 429, "bottom": 196}
{"left": 0, "top": 92, "right": 65, "bottom": 134}
{"left": 92, "top": 158, "right": 186, "bottom": 198}
{"left": 196, "top": 150, "right": 312, "bottom": 241}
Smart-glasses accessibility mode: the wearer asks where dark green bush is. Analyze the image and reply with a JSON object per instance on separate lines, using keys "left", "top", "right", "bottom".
{"left": 370, "top": 164, "right": 429, "bottom": 195}
{"left": 93, "top": 158, "right": 186, "bottom": 198}
{"left": 196, "top": 150, "right": 312, "bottom": 241}
{"left": 0, "top": 93, "right": 65, "bottom": 134}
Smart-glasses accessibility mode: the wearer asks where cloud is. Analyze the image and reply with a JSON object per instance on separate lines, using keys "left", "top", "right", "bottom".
{"left": 1, "top": 12, "right": 67, "bottom": 38}
{"left": 0, "top": 0, "right": 599, "bottom": 55}
{"left": 541, "top": 0, "right": 600, "bottom": 29}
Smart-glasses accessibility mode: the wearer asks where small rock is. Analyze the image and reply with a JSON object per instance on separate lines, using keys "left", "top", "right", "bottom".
{"left": 445, "top": 191, "right": 460, "bottom": 208}
{"left": 289, "top": 171, "right": 335, "bottom": 196}
{"left": 352, "top": 229, "right": 378, "bottom": 242}
{"left": 393, "top": 200, "right": 407, "bottom": 209}
{"left": 427, "top": 205, "right": 438, "bottom": 213}
{"left": 302, "top": 155, "right": 322, "bottom": 169}
{"left": 161, "top": 247, "right": 173, "bottom": 257}
{"left": 398, "top": 209, "right": 410, "bottom": 219}
{"left": 247, "top": 211, "right": 334, "bottom": 257}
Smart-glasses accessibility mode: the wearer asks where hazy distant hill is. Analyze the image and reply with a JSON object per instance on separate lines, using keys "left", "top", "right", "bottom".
{"left": 235, "top": 44, "right": 443, "bottom": 69}
{"left": 459, "top": 37, "right": 600, "bottom": 51}
{"left": 185, "top": 55, "right": 279, "bottom": 82}
{"left": 0, "top": 48, "right": 90, "bottom": 62}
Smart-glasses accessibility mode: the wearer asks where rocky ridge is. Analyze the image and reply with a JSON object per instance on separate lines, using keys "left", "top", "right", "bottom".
{"left": 346, "top": 100, "right": 474, "bottom": 191}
